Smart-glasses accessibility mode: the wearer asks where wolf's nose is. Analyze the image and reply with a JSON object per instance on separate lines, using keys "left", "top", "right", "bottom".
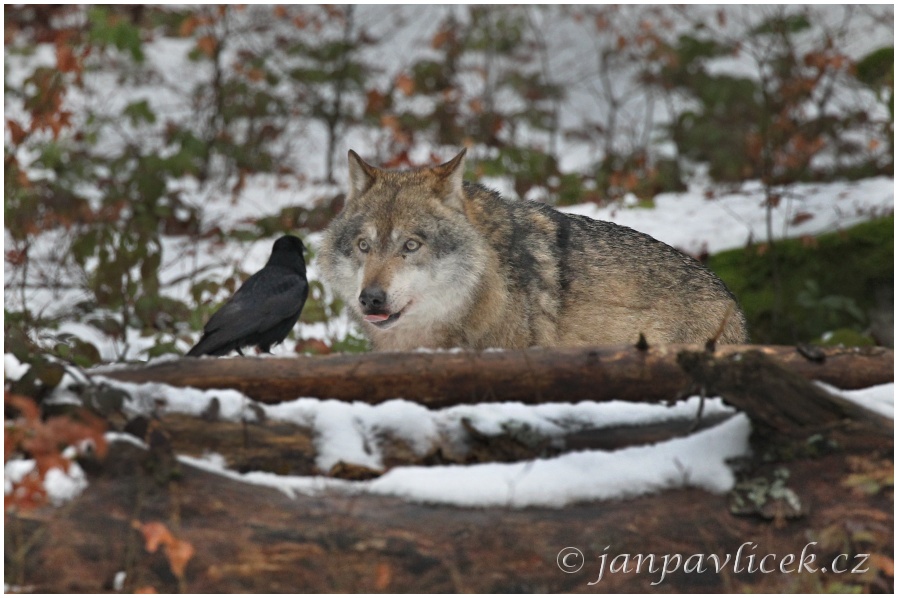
{"left": 359, "top": 286, "right": 387, "bottom": 311}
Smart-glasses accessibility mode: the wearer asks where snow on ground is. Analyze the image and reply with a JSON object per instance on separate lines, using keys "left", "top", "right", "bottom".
{"left": 562, "top": 177, "right": 894, "bottom": 256}
{"left": 179, "top": 412, "right": 752, "bottom": 509}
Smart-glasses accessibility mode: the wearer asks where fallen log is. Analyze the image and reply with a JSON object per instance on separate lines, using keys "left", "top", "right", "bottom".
{"left": 107, "top": 346, "right": 891, "bottom": 495}
{"left": 96, "top": 344, "right": 893, "bottom": 409}
{"left": 7, "top": 433, "right": 893, "bottom": 593}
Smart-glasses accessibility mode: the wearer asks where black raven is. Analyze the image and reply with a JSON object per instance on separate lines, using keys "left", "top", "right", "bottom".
{"left": 187, "top": 235, "right": 308, "bottom": 357}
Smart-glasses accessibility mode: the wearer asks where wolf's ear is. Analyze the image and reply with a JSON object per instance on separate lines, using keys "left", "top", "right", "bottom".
{"left": 433, "top": 149, "right": 467, "bottom": 210}
{"left": 347, "top": 150, "right": 378, "bottom": 202}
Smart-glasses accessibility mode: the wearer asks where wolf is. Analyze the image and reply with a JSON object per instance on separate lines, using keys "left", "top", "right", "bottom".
{"left": 318, "top": 149, "right": 748, "bottom": 351}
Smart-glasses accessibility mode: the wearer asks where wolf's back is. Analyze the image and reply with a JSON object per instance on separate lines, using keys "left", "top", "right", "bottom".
{"left": 462, "top": 182, "right": 748, "bottom": 346}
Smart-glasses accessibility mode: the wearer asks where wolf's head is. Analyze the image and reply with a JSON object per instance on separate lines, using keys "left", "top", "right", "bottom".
{"left": 319, "top": 150, "right": 490, "bottom": 343}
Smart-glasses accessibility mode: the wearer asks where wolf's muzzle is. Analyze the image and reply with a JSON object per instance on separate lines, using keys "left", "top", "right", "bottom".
{"left": 359, "top": 285, "right": 387, "bottom": 313}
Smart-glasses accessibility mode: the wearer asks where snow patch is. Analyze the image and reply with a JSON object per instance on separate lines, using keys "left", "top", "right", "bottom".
{"left": 4, "top": 353, "right": 30, "bottom": 382}
{"left": 4, "top": 460, "right": 89, "bottom": 506}
{"left": 366, "top": 414, "right": 752, "bottom": 508}
{"left": 174, "top": 413, "right": 753, "bottom": 508}
{"left": 817, "top": 382, "right": 894, "bottom": 419}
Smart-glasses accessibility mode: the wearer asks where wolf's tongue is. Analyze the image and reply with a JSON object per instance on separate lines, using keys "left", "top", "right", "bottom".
{"left": 364, "top": 314, "right": 390, "bottom": 322}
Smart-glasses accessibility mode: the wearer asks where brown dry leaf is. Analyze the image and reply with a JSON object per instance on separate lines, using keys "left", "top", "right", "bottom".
{"left": 34, "top": 453, "right": 71, "bottom": 477}
{"left": 166, "top": 538, "right": 196, "bottom": 579}
{"left": 374, "top": 562, "right": 393, "bottom": 590}
{"left": 395, "top": 73, "right": 415, "bottom": 96}
{"left": 135, "top": 520, "right": 195, "bottom": 579}
{"left": 5, "top": 248, "right": 27, "bottom": 267}
{"left": 56, "top": 43, "right": 78, "bottom": 73}
{"left": 6, "top": 393, "right": 40, "bottom": 422}
{"left": 196, "top": 35, "right": 217, "bottom": 58}
{"left": 134, "top": 587, "right": 157, "bottom": 594}
{"left": 294, "top": 338, "right": 331, "bottom": 355}
{"left": 380, "top": 114, "right": 411, "bottom": 145}
{"left": 382, "top": 150, "right": 412, "bottom": 169}
{"left": 717, "top": 9, "right": 727, "bottom": 27}
{"left": 4, "top": 426, "right": 23, "bottom": 463}
{"left": 6, "top": 119, "right": 28, "bottom": 145}
{"left": 365, "top": 88, "right": 387, "bottom": 115}
{"left": 7, "top": 472, "right": 49, "bottom": 510}
{"left": 179, "top": 15, "right": 199, "bottom": 37}
{"left": 43, "top": 410, "right": 109, "bottom": 458}
{"left": 139, "top": 521, "right": 175, "bottom": 554}
{"left": 790, "top": 211, "right": 814, "bottom": 226}
{"left": 4, "top": 401, "right": 85, "bottom": 509}
{"left": 871, "top": 554, "right": 894, "bottom": 577}
{"left": 431, "top": 28, "right": 452, "bottom": 50}
{"left": 380, "top": 114, "right": 400, "bottom": 132}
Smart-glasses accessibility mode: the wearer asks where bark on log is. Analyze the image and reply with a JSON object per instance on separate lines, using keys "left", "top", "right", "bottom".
{"left": 96, "top": 344, "right": 893, "bottom": 409}
{"left": 7, "top": 432, "right": 892, "bottom": 593}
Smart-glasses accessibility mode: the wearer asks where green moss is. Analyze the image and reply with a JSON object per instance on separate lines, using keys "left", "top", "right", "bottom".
{"left": 813, "top": 328, "right": 876, "bottom": 347}
{"left": 708, "top": 216, "right": 893, "bottom": 344}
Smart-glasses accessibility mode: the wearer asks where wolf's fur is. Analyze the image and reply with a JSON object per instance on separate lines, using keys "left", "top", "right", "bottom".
{"left": 319, "top": 150, "right": 748, "bottom": 351}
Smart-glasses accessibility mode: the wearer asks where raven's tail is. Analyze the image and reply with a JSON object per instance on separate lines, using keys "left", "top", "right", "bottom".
{"left": 186, "top": 334, "right": 217, "bottom": 357}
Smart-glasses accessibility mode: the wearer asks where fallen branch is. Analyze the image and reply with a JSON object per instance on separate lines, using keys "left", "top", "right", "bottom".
{"left": 677, "top": 349, "right": 892, "bottom": 436}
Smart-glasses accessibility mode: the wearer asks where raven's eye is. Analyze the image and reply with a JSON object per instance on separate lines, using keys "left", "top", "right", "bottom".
{"left": 358, "top": 239, "right": 370, "bottom": 253}
{"left": 404, "top": 239, "right": 420, "bottom": 252}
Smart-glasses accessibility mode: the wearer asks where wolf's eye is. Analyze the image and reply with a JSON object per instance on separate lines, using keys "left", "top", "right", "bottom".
{"left": 404, "top": 239, "right": 420, "bottom": 252}
{"left": 358, "top": 239, "right": 370, "bottom": 253}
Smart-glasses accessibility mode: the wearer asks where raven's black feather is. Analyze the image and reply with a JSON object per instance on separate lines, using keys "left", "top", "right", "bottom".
{"left": 187, "top": 235, "right": 308, "bottom": 357}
